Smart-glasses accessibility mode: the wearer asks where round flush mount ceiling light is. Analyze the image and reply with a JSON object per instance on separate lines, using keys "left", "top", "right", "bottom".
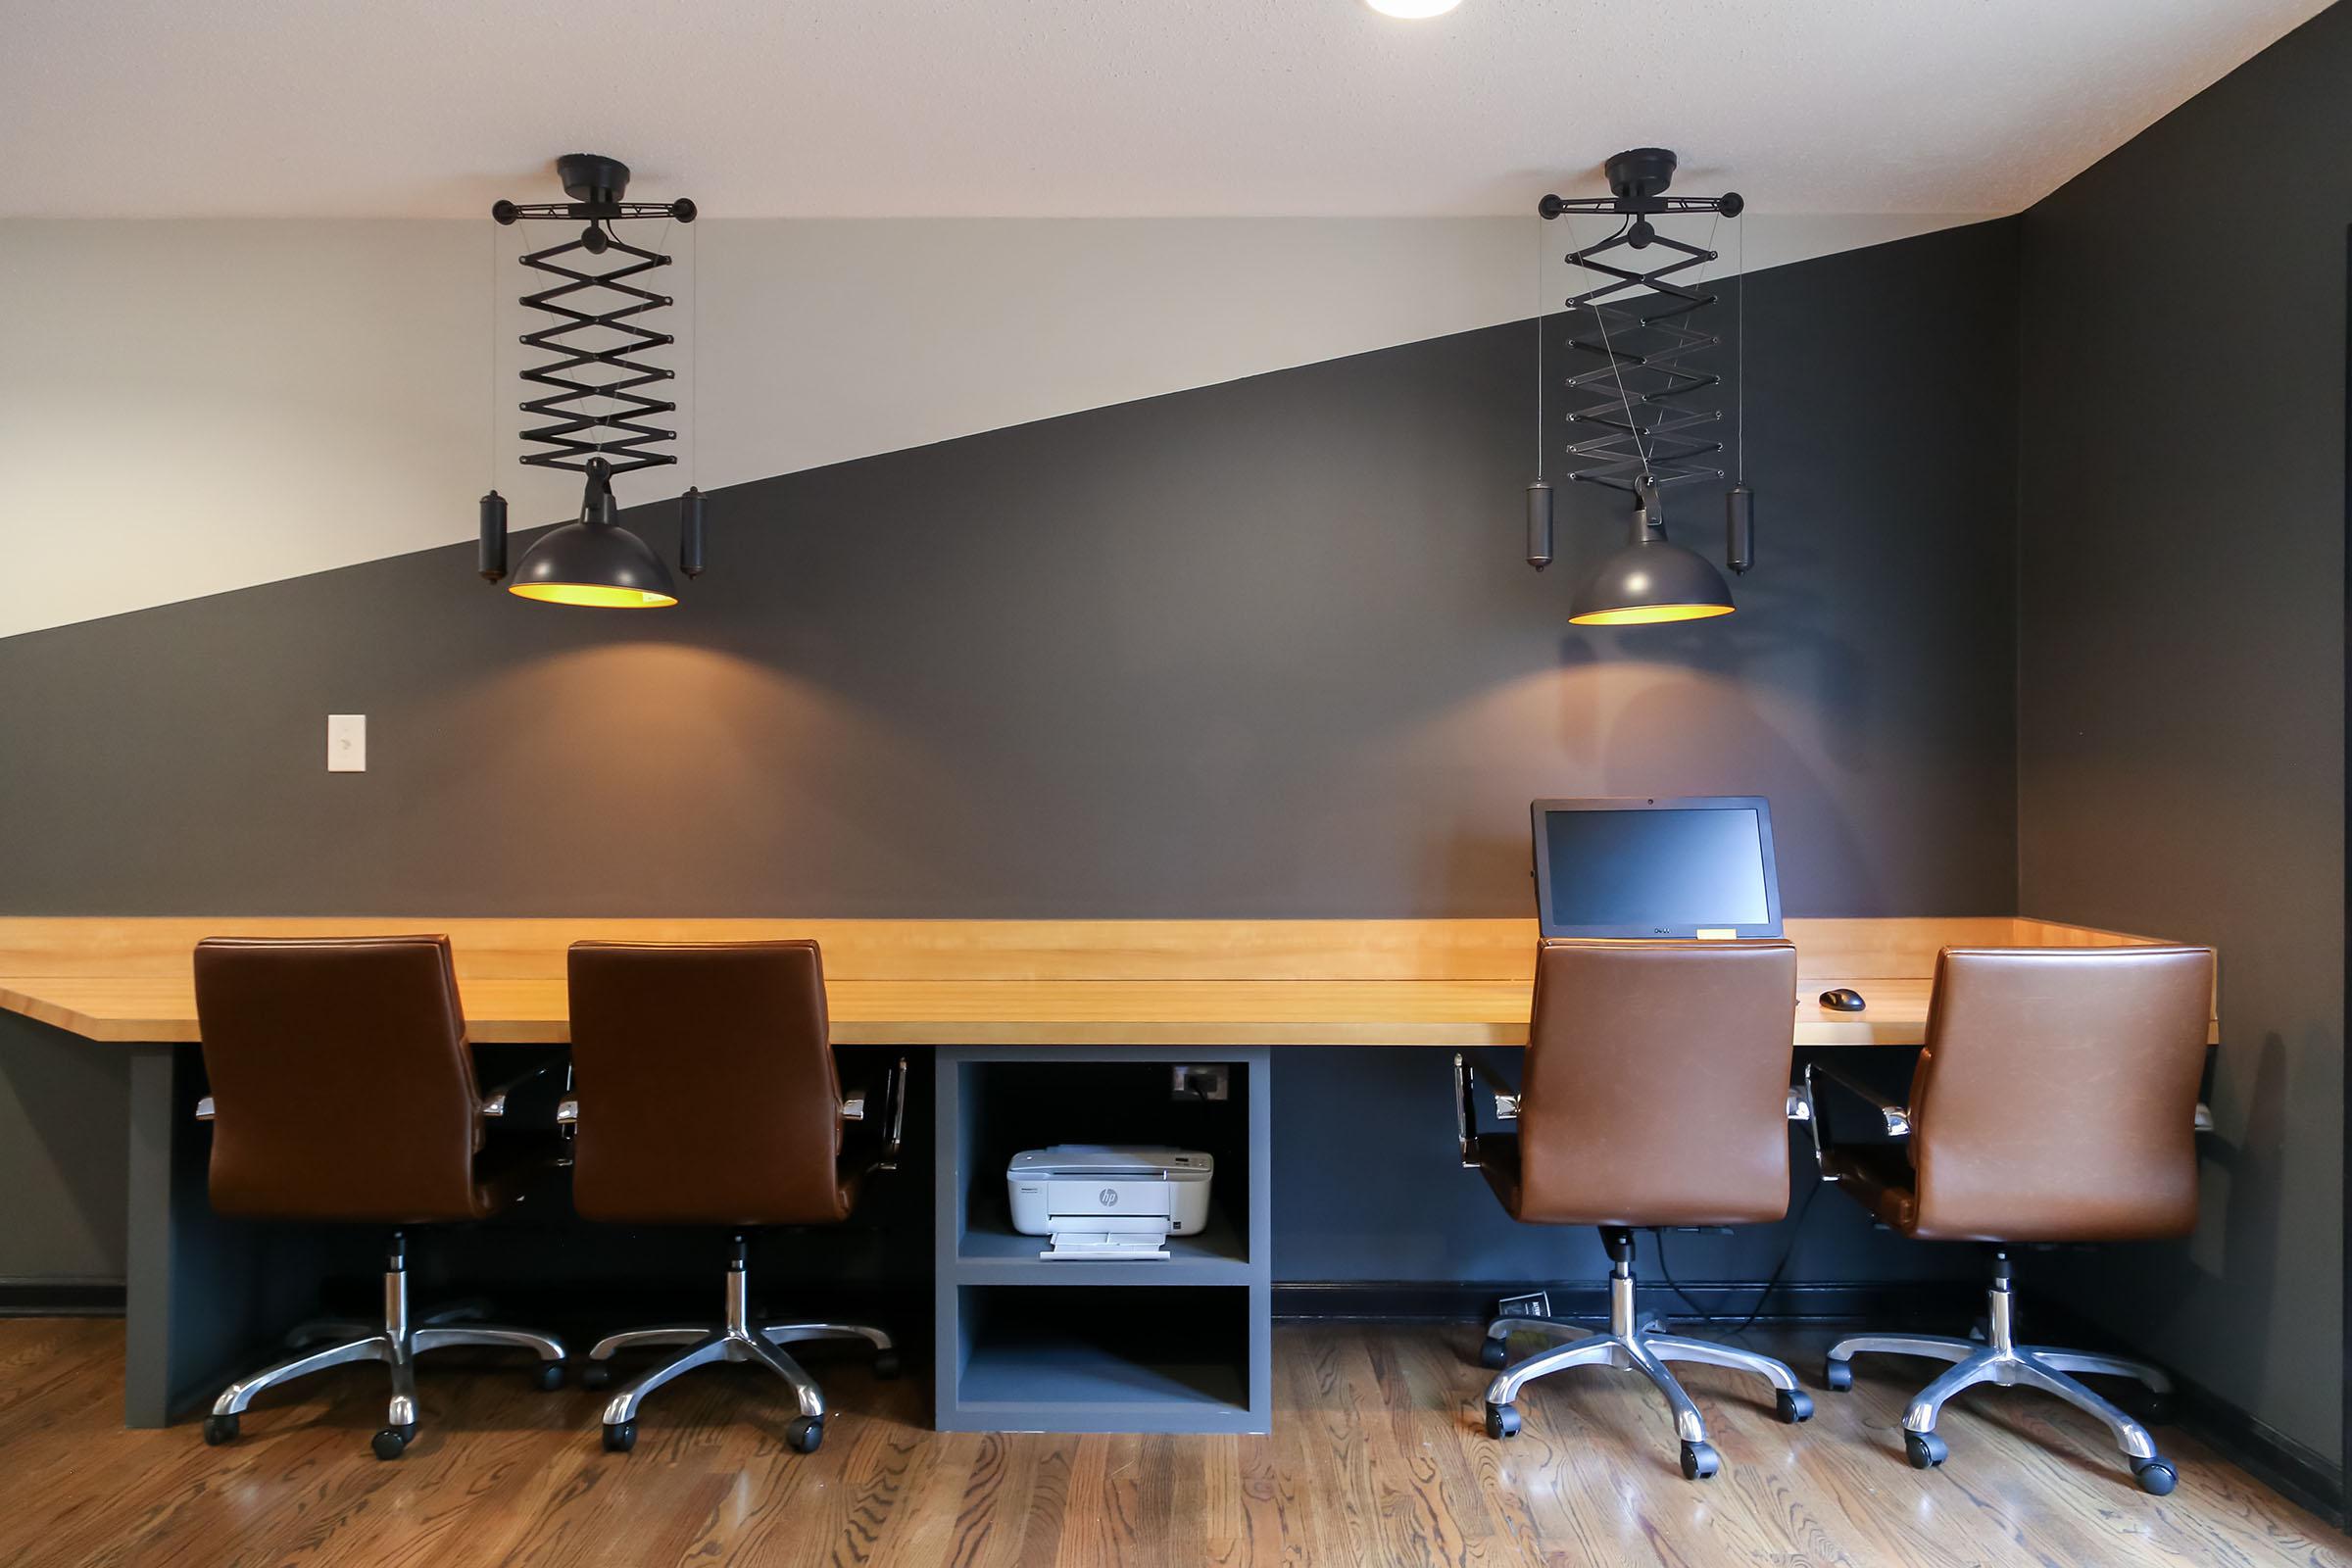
{"left": 1364, "top": 0, "right": 1463, "bottom": 17}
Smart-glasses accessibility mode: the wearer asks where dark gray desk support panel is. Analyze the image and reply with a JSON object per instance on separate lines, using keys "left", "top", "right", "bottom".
{"left": 123, "top": 1046, "right": 323, "bottom": 1428}
{"left": 934, "top": 1046, "right": 1272, "bottom": 1435}
{"left": 124, "top": 1046, "right": 240, "bottom": 1427}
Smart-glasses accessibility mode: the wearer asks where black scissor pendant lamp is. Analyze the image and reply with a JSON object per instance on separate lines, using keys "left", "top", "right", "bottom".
{"left": 476, "top": 153, "right": 707, "bottom": 609}
{"left": 1534, "top": 148, "right": 1757, "bottom": 623}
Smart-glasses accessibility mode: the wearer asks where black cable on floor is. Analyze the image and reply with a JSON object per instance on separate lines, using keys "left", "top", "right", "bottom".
{"left": 1649, "top": 1178, "right": 1824, "bottom": 1338}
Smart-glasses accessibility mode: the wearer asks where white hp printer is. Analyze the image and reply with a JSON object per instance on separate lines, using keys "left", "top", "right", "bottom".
{"left": 1006, "top": 1146, "right": 1214, "bottom": 1260}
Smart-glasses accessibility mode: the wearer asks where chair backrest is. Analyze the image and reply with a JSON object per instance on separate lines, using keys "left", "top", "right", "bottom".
{"left": 1515, "top": 939, "right": 1798, "bottom": 1226}
{"left": 193, "top": 935, "right": 488, "bottom": 1222}
{"left": 1907, "top": 945, "right": 2215, "bottom": 1242}
{"left": 565, "top": 940, "right": 854, "bottom": 1226}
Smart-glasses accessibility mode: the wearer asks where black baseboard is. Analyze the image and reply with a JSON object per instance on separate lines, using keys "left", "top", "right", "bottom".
{"left": 1272, "top": 1278, "right": 1979, "bottom": 1326}
{"left": 0, "top": 1277, "right": 125, "bottom": 1317}
{"left": 2027, "top": 1299, "right": 2346, "bottom": 1525}
{"left": 2175, "top": 1377, "right": 2344, "bottom": 1524}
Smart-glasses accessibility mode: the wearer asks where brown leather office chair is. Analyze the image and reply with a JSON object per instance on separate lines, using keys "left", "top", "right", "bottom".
{"left": 1810, "top": 944, "right": 2216, "bottom": 1495}
{"left": 564, "top": 940, "right": 905, "bottom": 1455}
{"left": 191, "top": 935, "right": 567, "bottom": 1459}
{"left": 1461, "top": 938, "right": 1811, "bottom": 1480}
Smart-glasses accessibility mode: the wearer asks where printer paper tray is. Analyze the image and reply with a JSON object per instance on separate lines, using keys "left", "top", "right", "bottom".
{"left": 1043, "top": 1230, "right": 1171, "bottom": 1260}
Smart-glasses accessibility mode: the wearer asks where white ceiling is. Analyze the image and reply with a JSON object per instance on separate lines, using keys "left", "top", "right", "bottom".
{"left": 0, "top": 0, "right": 2328, "bottom": 219}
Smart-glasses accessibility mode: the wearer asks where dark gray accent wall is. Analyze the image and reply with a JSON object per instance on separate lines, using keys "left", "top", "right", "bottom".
{"left": 0, "top": 1011, "right": 128, "bottom": 1287}
{"left": 0, "top": 220, "right": 2021, "bottom": 1292}
{"left": 2018, "top": 4, "right": 2351, "bottom": 1470}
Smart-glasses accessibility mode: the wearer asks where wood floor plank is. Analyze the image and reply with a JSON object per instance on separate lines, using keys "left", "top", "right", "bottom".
{"left": 0, "top": 1318, "right": 2345, "bottom": 1568}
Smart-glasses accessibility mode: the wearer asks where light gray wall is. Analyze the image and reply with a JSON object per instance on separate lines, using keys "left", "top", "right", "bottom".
{"left": 2018, "top": 1, "right": 2350, "bottom": 1469}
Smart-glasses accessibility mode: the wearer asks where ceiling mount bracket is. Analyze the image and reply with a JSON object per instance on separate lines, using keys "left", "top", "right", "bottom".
{"left": 1604, "top": 147, "right": 1679, "bottom": 203}
{"left": 558, "top": 152, "right": 633, "bottom": 210}
{"left": 1538, "top": 147, "right": 1742, "bottom": 223}
{"left": 492, "top": 151, "right": 696, "bottom": 226}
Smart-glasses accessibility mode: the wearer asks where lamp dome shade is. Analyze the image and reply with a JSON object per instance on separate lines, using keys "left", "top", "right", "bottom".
{"left": 1568, "top": 532, "right": 1735, "bottom": 625}
{"left": 507, "top": 519, "right": 679, "bottom": 609}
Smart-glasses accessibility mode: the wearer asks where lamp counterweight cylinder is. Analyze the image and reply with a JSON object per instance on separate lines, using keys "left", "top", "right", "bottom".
{"left": 1526, "top": 482, "right": 1554, "bottom": 570}
{"left": 1726, "top": 484, "right": 1754, "bottom": 574}
{"left": 477, "top": 491, "right": 508, "bottom": 582}
{"left": 680, "top": 487, "right": 706, "bottom": 577}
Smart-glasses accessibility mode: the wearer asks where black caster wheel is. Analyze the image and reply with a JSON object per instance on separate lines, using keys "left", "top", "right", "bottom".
{"left": 581, "top": 1362, "right": 612, "bottom": 1391}
{"left": 786, "top": 1415, "right": 825, "bottom": 1453}
{"left": 873, "top": 1349, "right": 902, "bottom": 1381}
{"left": 1905, "top": 1430, "right": 1948, "bottom": 1470}
{"left": 1484, "top": 1401, "right": 1520, "bottom": 1440}
{"left": 2133, "top": 1456, "right": 2178, "bottom": 1496}
{"left": 1680, "top": 1441, "right": 1720, "bottom": 1481}
{"left": 371, "top": 1423, "right": 415, "bottom": 1461}
{"left": 1478, "top": 1337, "right": 1510, "bottom": 1371}
{"left": 534, "top": 1361, "right": 565, "bottom": 1393}
{"left": 202, "top": 1412, "right": 239, "bottom": 1446}
{"left": 602, "top": 1419, "right": 636, "bottom": 1454}
{"left": 1823, "top": 1358, "right": 1853, "bottom": 1392}
{"left": 1777, "top": 1389, "right": 1814, "bottom": 1423}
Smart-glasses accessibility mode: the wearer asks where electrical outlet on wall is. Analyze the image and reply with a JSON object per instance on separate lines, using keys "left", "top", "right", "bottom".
{"left": 1170, "top": 1064, "right": 1229, "bottom": 1101}
{"left": 327, "top": 714, "right": 367, "bottom": 772}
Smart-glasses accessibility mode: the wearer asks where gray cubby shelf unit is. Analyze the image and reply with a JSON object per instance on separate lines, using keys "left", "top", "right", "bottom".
{"left": 933, "top": 1045, "right": 1272, "bottom": 1434}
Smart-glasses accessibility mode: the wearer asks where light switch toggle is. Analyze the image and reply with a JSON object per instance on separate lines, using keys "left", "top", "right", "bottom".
{"left": 327, "top": 714, "right": 367, "bottom": 772}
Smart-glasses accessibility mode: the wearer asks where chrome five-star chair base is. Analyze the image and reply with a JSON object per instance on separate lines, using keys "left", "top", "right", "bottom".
{"left": 1479, "top": 1228, "right": 1812, "bottom": 1480}
{"left": 581, "top": 1238, "right": 898, "bottom": 1456}
{"left": 202, "top": 1233, "right": 567, "bottom": 1460}
{"left": 1825, "top": 1251, "right": 2178, "bottom": 1494}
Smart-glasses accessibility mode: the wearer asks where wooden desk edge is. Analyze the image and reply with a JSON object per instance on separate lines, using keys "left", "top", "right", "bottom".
{"left": 0, "top": 916, "right": 2217, "bottom": 1049}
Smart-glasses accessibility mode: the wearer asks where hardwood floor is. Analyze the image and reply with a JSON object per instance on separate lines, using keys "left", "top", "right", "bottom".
{"left": 0, "top": 1315, "right": 2344, "bottom": 1567}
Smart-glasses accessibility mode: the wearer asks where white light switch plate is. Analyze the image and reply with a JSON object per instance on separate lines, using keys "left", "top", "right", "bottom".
{"left": 327, "top": 713, "right": 367, "bottom": 772}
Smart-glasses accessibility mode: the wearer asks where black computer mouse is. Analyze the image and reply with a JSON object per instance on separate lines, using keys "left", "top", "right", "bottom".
{"left": 1819, "top": 988, "right": 1867, "bottom": 1011}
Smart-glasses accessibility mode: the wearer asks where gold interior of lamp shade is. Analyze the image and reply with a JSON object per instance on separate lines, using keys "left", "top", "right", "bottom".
{"left": 508, "top": 582, "right": 679, "bottom": 609}
{"left": 1568, "top": 602, "right": 1737, "bottom": 626}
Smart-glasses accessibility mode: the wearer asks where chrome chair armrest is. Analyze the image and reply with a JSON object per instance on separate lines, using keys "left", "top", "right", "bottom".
{"left": 1805, "top": 1061, "right": 1911, "bottom": 1137}
{"left": 195, "top": 1096, "right": 216, "bottom": 1121}
{"left": 1801, "top": 1061, "right": 1911, "bottom": 1181}
{"left": 844, "top": 1056, "right": 908, "bottom": 1175}
{"left": 1452, "top": 1052, "right": 1519, "bottom": 1169}
{"left": 1452, "top": 1053, "right": 1477, "bottom": 1167}
{"left": 2193, "top": 1102, "right": 2214, "bottom": 1133}
{"left": 478, "top": 1061, "right": 564, "bottom": 1120}
{"left": 555, "top": 1099, "right": 579, "bottom": 1125}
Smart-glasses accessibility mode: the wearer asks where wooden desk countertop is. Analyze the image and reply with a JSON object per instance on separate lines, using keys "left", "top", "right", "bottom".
{"left": 0, "top": 916, "right": 2212, "bottom": 1050}
{"left": 0, "top": 911, "right": 2201, "bottom": 1048}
